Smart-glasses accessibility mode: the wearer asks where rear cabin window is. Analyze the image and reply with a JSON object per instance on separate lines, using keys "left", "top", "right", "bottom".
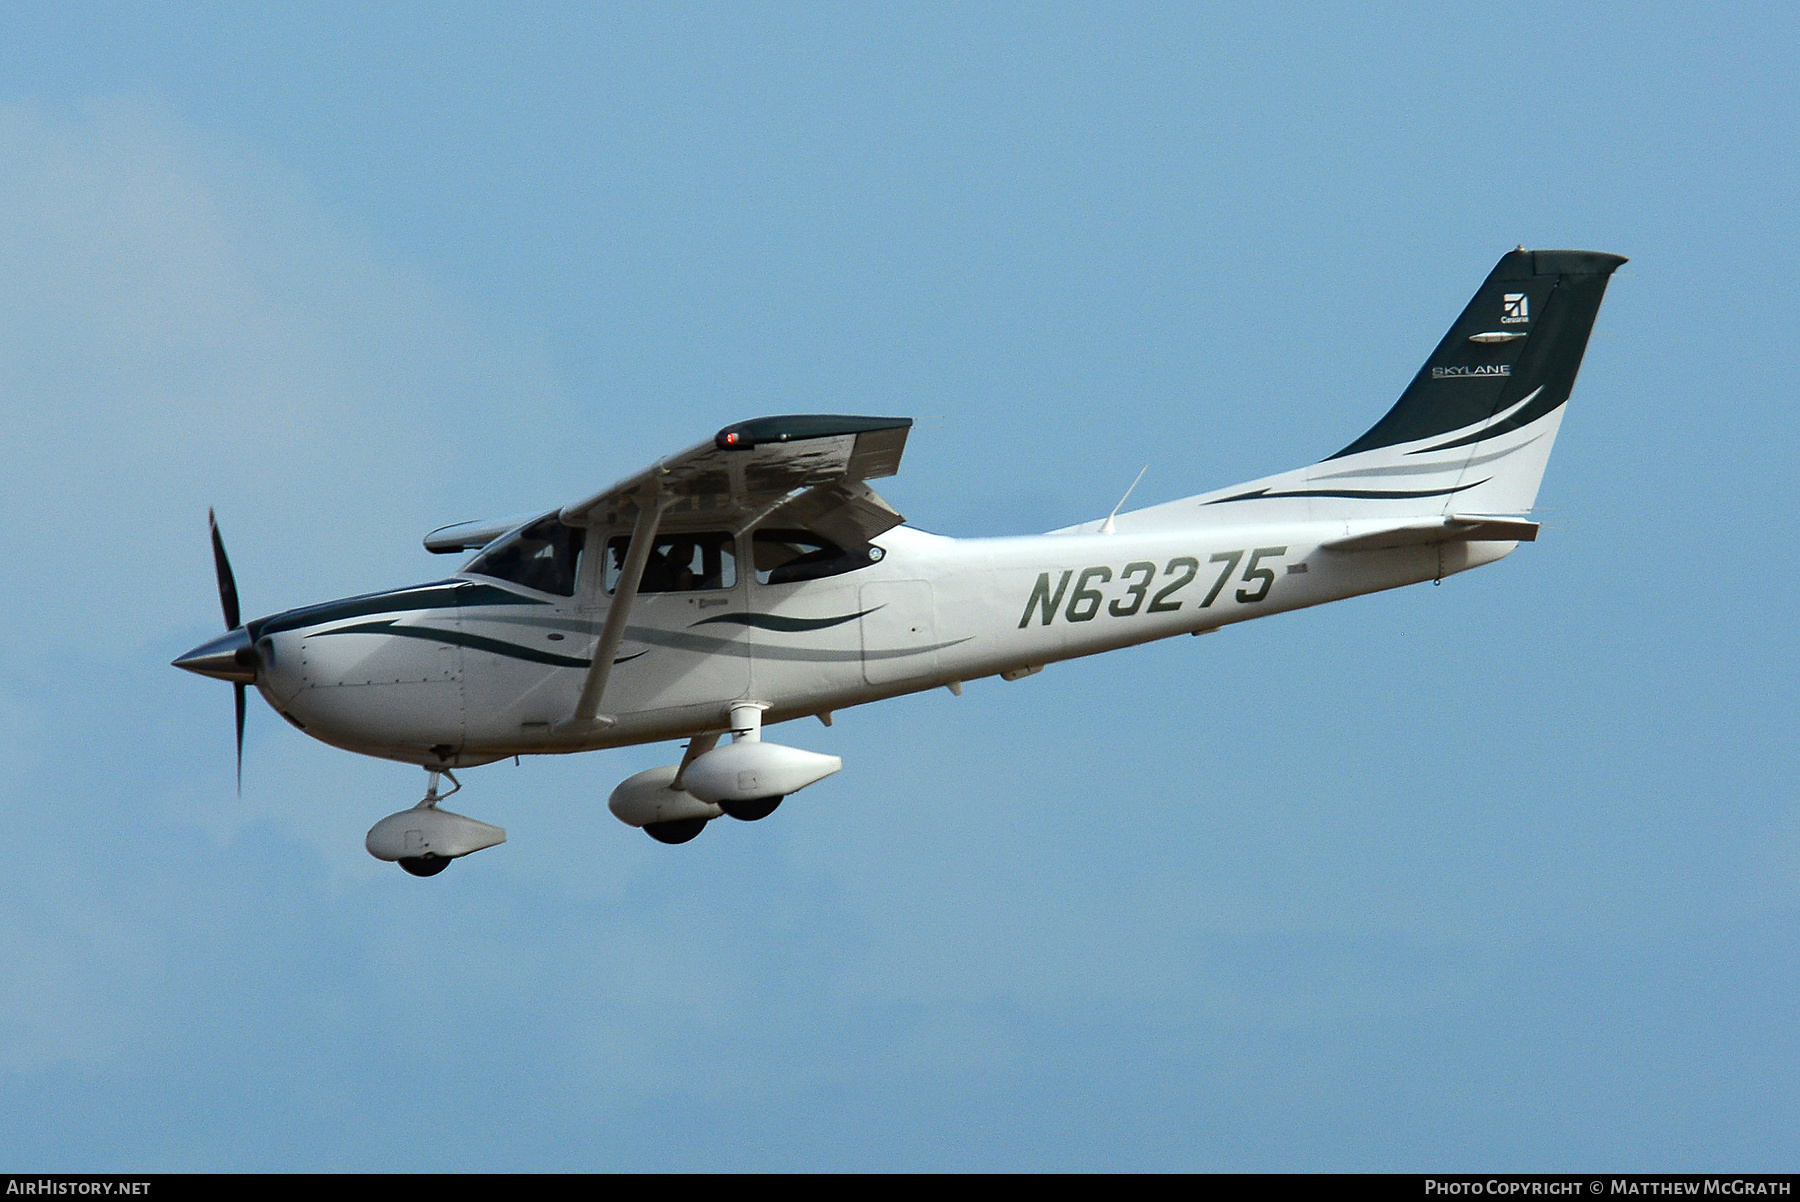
{"left": 605, "top": 532, "right": 737, "bottom": 593}
{"left": 464, "top": 515, "right": 583, "bottom": 597}
{"left": 752, "top": 529, "right": 883, "bottom": 585}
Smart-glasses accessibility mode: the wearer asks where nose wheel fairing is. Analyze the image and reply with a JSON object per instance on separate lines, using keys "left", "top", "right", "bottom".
{"left": 365, "top": 770, "right": 507, "bottom": 876}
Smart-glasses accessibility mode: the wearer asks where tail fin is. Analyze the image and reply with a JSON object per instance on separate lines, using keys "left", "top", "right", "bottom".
{"left": 1097, "top": 247, "right": 1625, "bottom": 535}
{"left": 1330, "top": 247, "right": 1626, "bottom": 467}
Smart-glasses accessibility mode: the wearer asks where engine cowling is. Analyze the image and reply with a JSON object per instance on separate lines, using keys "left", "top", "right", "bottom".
{"left": 608, "top": 765, "right": 725, "bottom": 828}
{"left": 680, "top": 740, "right": 842, "bottom": 805}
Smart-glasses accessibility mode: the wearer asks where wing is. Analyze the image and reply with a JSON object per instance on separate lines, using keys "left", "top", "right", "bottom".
{"left": 559, "top": 413, "right": 913, "bottom": 539}
{"left": 553, "top": 414, "right": 912, "bottom": 729}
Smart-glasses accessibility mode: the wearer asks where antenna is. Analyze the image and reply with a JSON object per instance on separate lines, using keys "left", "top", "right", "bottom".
{"left": 1098, "top": 464, "right": 1149, "bottom": 535}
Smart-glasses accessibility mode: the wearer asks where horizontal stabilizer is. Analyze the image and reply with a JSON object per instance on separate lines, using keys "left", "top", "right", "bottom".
{"left": 1321, "top": 514, "right": 1539, "bottom": 553}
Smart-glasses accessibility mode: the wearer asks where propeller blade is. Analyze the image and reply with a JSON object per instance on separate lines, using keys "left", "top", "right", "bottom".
{"left": 208, "top": 508, "right": 241, "bottom": 631}
{"left": 235, "top": 682, "right": 246, "bottom": 795}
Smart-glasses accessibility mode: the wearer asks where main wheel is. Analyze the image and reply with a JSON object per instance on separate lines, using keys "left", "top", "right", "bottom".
{"left": 644, "top": 817, "right": 708, "bottom": 844}
{"left": 398, "top": 855, "right": 450, "bottom": 877}
{"left": 718, "top": 795, "right": 783, "bottom": 822}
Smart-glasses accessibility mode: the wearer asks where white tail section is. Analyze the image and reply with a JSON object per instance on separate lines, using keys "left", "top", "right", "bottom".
{"left": 1074, "top": 248, "right": 1624, "bottom": 536}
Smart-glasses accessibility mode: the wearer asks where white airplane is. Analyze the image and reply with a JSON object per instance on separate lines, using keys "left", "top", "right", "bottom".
{"left": 175, "top": 247, "right": 1623, "bottom": 876}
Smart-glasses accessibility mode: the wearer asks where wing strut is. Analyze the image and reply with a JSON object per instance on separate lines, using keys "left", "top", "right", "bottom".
{"left": 567, "top": 488, "right": 670, "bottom": 728}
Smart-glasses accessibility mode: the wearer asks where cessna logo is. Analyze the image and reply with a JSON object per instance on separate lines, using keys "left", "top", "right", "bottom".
{"left": 1501, "top": 293, "right": 1529, "bottom": 323}
{"left": 1433, "top": 364, "right": 1512, "bottom": 379}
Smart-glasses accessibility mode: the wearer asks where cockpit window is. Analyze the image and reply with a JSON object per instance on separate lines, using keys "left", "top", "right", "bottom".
{"left": 465, "top": 514, "right": 583, "bottom": 596}
{"left": 605, "top": 532, "right": 737, "bottom": 594}
{"left": 752, "top": 528, "right": 883, "bottom": 585}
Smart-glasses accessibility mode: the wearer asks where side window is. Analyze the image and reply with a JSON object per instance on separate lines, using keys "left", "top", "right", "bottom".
{"left": 605, "top": 531, "right": 737, "bottom": 594}
{"left": 464, "top": 515, "right": 583, "bottom": 597}
{"left": 752, "top": 528, "right": 884, "bottom": 586}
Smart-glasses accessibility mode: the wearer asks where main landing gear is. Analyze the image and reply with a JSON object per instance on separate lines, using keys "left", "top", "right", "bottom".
{"left": 639, "top": 793, "right": 782, "bottom": 839}
{"left": 365, "top": 769, "right": 508, "bottom": 877}
{"left": 608, "top": 702, "right": 839, "bottom": 845}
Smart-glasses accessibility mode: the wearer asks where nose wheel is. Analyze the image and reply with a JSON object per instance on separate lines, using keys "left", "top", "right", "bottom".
{"left": 398, "top": 855, "right": 451, "bottom": 876}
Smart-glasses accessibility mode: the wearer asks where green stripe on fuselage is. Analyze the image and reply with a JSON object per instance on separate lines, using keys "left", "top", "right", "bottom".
{"left": 251, "top": 581, "right": 546, "bottom": 639}
{"left": 309, "top": 619, "right": 645, "bottom": 669}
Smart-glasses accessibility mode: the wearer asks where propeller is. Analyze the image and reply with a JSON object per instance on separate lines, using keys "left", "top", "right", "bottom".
{"left": 209, "top": 509, "right": 247, "bottom": 792}
{"left": 209, "top": 511, "right": 250, "bottom": 791}
{"left": 173, "top": 510, "right": 257, "bottom": 792}
{"left": 209, "top": 508, "right": 241, "bottom": 629}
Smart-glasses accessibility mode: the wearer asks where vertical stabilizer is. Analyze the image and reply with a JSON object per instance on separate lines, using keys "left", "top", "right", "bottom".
{"left": 1330, "top": 248, "right": 1626, "bottom": 465}
{"left": 1093, "top": 248, "right": 1626, "bottom": 534}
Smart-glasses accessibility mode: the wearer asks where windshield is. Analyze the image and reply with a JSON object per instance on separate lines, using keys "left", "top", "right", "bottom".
{"left": 464, "top": 514, "right": 583, "bottom": 596}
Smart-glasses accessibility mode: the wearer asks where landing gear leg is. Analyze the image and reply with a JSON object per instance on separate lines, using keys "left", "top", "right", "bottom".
{"left": 421, "top": 768, "right": 459, "bottom": 805}
{"left": 717, "top": 703, "right": 783, "bottom": 820}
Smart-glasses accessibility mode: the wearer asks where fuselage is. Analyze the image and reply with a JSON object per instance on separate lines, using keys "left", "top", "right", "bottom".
{"left": 244, "top": 520, "right": 1516, "bottom": 768}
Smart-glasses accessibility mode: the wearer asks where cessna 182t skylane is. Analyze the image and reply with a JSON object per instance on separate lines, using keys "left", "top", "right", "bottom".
{"left": 175, "top": 247, "right": 1623, "bottom": 876}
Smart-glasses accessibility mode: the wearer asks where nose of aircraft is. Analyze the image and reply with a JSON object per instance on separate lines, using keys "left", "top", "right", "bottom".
{"left": 172, "top": 627, "right": 258, "bottom": 683}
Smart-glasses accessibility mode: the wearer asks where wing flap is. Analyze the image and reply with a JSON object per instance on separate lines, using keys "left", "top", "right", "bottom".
{"left": 763, "top": 479, "right": 906, "bottom": 546}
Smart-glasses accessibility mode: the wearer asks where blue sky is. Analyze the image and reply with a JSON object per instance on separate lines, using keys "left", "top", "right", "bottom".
{"left": 1, "top": 3, "right": 1795, "bottom": 1170}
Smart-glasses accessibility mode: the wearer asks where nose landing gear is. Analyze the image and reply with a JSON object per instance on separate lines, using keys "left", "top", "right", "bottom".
{"left": 366, "top": 770, "right": 507, "bottom": 877}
